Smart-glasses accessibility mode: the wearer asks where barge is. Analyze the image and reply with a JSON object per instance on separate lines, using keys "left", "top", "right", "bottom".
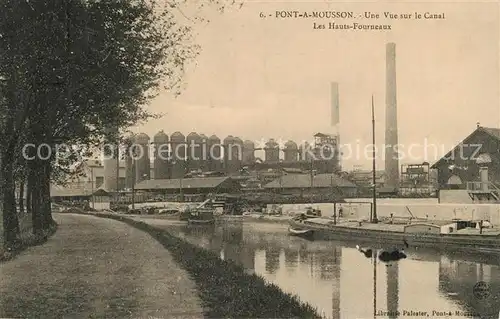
{"left": 289, "top": 218, "right": 500, "bottom": 253}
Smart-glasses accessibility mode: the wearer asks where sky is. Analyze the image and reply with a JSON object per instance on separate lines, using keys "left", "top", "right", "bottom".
{"left": 133, "top": 0, "right": 500, "bottom": 170}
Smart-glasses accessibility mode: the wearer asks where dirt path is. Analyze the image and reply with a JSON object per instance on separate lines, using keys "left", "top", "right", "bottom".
{"left": 0, "top": 213, "right": 203, "bottom": 318}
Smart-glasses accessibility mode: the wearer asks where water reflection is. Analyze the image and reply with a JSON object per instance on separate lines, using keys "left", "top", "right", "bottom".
{"left": 169, "top": 222, "right": 500, "bottom": 319}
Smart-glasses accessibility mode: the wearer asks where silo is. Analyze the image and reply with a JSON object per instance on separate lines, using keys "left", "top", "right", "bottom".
{"left": 103, "top": 127, "right": 119, "bottom": 191}
{"left": 299, "top": 141, "right": 313, "bottom": 162}
{"left": 222, "top": 135, "right": 234, "bottom": 174}
{"left": 170, "top": 131, "right": 186, "bottom": 178}
{"left": 264, "top": 138, "right": 280, "bottom": 163}
{"left": 153, "top": 130, "right": 169, "bottom": 179}
{"left": 199, "top": 134, "right": 208, "bottom": 171}
{"left": 186, "top": 132, "right": 202, "bottom": 172}
{"left": 242, "top": 140, "right": 255, "bottom": 165}
{"left": 208, "top": 135, "right": 222, "bottom": 171}
{"left": 124, "top": 134, "right": 135, "bottom": 190}
{"left": 232, "top": 137, "right": 243, "bottom": 172}
{"left": 134, "top": 133, "right": 150, "bottom": 183}
{"left": 283, "top": 140, "right": 299, "bottom": 162}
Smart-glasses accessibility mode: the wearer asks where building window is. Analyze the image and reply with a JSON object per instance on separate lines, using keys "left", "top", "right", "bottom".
{"left": 95, "top": 177, "right": 104, "bottom": 188}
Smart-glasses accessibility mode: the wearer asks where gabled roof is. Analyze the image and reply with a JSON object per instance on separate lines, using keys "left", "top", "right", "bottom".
{"left": 431, "top": 126, "right": 500, "bottom": 169}
{"left": 50, "top": 187, "right": 92, "bottom": 197}
{"left": 134, "top": 176, "right": 233, "bottom": 190}
{"left": 264, "top": 173, "right": 357, "bottom": 189}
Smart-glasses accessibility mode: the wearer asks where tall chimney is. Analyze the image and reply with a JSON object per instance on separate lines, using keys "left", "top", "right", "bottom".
{"left": 331, "top": 82, "right": 340, "bottom": 127}
{"left": 385, "top": 43, "right": 399, "bottom": 191}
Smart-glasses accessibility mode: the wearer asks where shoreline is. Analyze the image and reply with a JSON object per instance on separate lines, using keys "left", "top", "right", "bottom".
{"left": 86, "top": 212, "right": 324, "bottom": 318}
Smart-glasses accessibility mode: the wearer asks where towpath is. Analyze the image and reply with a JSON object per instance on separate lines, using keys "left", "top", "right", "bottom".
{"left": 0, "top": 213, "right": 203, "bottom": 318}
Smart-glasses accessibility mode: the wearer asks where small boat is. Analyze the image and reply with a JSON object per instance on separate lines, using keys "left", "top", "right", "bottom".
{"left": 187, "top": 206, "right": 215, "bottom": 225}
{"left": 288, "top": 227, "right": 314, "bottom": 238}
{"left": 188, "top": 218, "right": 215, "bottom": 225}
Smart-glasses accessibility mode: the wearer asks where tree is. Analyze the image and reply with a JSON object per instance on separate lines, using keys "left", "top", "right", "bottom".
{"left": 0, "top": 0, "right": 241, "bottom": 248}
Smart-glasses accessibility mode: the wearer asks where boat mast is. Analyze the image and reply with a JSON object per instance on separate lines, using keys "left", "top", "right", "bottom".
{"left": 372, "top": 95, "right": 378, "bottom": 223}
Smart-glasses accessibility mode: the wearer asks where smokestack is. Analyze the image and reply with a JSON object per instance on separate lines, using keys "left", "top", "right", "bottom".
{"left": 385, "top": 43, "right": 399, "bottom": 191}
{"left": 331, "top": 82, "right": 340, "bottom": 127}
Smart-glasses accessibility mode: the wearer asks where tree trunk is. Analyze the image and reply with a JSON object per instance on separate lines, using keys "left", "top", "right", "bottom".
{"left": 2, "top": 152, "right": 20, "bottom": 248}
{"left": 29, "top": 159, "right": 43, "bottom": 237}
{"left": 41, "top": 160, "right": 53, "bottom": 228}
{"left": 26, "top": 167, "right": 32, "bottom": 216}
{"left": 18, "top": 179, "right": 25, "bottom": 215}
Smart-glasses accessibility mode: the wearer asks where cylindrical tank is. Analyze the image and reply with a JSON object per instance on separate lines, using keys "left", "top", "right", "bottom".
{"left": 208, "top": 135, "right": 222, "bottom": 171}
{"left": 199, "top": 134, "right": 208, "bottom": 171}
{"left": 153, "top": 130, "right": 169, "bottom": 179}
{"left": 134, "top": 133, "right": 150, "bottom": 183}
{"left": 103, "top": 127, "right": 119, "bottom": 191}
{"left": 300, "top": 141, "right": 313, "bottom": 162}
{"left": 232, "top": 137, "right": 243, "bottom": 172}
{"left": 283, "top": 140, "right": 299, "bottom": 162}
{"left": 242, "top": 140, "right": 255, "bottom": 165}
{"left": 170, "top": 131, "right": 186, "bottom": 178}
{"left": 223, "top": 135, "right": 237, "bottom": 174}
{"left": 186, "top": 132, "right": 202, "bottom": 172}
{"left": 124, "top": 134, "right": 135, "bottom": 190}
{"left": 264, "top": 138, "right": 279, "bottom": 163}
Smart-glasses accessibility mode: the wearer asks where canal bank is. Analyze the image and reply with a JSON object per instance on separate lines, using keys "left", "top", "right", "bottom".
{"left": 89, "top": 212, "right": 324, "bottom": 318}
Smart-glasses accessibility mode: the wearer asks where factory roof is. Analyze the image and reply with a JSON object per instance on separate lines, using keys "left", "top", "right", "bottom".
{"left": 134, "top": 176, "right": 236, "bottom": 190}
{"left": 50, "top": 185, "right": 111, "bottom": 197}
{"left": 264, "top": 173, "right": 357, "bottom": 189}
{"left": 431, "top": 126, "right": 500, "bottom": 168}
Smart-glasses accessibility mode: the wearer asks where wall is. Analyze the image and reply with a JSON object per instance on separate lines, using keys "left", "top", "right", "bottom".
{"left": 404, "top": 224, "right": 441, "bottom": 234}
{"left": 270, "top": 201, "right": 500, "bottom": 225}
{"left": 439, "top": 190, "right": 473, "bottom": 204}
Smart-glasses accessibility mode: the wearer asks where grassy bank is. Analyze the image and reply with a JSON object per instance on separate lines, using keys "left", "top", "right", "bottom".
{"left": 0, "top": 220, "right": 57, "bottom": 263}
{"left": 90, "top": 212, "right": 324, "bottom": 318}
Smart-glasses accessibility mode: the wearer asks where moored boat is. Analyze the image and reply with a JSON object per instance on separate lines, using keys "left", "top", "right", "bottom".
{"left": 187, "top": 207, "right": 215, "bottom": 225}
{"left": 288, "top": 227, "right": 314, "bottom": 239}
{"left": 289, "top": 218, "right": 500, "bottom": 252}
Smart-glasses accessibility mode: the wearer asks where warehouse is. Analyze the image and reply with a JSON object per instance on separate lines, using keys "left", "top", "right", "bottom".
{"left": 134, "top": 176, "right": 241, "bottom": 195}
{"left": 263, "top": 173, "right": 358, "bottom": 199}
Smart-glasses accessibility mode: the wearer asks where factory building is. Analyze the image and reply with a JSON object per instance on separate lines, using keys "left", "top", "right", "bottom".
{"left": 264, "top": 173, "right": 358, "bottom": 198}
{"left": 431, "top": 125, "right": 500, "bottom": 203}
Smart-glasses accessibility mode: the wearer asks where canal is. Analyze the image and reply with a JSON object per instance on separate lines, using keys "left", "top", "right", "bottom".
{"left": 142, "top": 219, "right": 500, "bottom": 318}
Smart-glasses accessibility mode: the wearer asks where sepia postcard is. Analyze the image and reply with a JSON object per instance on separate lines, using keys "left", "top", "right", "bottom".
{"left": 0, "top": 0, "right": 499, "bottom": 318}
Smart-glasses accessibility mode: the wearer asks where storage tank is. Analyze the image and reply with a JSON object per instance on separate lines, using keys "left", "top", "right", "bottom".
{"left": 242, "top": 140, "right": 255, "bottom": 165}
{"left": 264, "top": 138, "right": 279, "bottom": 163}
{"left": 208, "top": 134, "right": 222, "bottom": 171}
{"left": 299, "top": 141, "right": 313, "bottom": 162}
{"left": 153, "top": 130, "right": 169, "bottom": 179}
{"left": 102, "top": 127, "right": 119, "bottom": 191}
{"left": 124, "top": 134, "right": 135, "bottom": 189}
{"left": 170, "top": 131, "right": 186, "bottom": 178}
{"left": 283, "top": 140, "right": 299, "bottom": 162}
{"left": 232, "top": 137, "right": 243, "bottom": 172}
{"left": 224, "top": 135, "right": 240, "bottom": 174}
{"left": 134, "top": 133, "right": 150, "bottom": 183}
{"left": 186, "top": 132, "right": 202, "bottom": 172}
{"left": 199, "top": 134, "right": 208, "bottom": 171}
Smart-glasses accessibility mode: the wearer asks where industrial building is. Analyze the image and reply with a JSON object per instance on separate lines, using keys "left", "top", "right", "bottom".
{"left": 431, "top": 125, "right": 500, "bottom": 203}
{"left": 263, "top": 173, "right": 358, "bottom": 198}
{"left": 134, "top": 176, "right": 241, "bottom": 197}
